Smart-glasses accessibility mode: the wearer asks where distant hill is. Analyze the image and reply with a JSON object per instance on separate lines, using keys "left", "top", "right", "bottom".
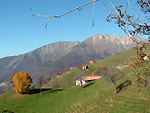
{"left": 0, "top": 33, "right": 148, "bottom": 93}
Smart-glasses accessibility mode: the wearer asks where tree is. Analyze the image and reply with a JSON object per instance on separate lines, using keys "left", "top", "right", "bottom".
{"left": 104, "top": 0, "right": 150, "bottom": 90}
{"left": 36, "top": 75, "right": 50, "bottom": 95}
{"left": 91, "top": 70, "right": 98, "bottom": 76}
{"left": 36, "top": 76, "right": 44, "bottom": 95}
{"left": 84, "top": 61, "right": 89, "bottom": 65}
{"left": 12, "top": 71, "right": 32, "bottom": 94}
{"left": 99, "top": 67, "right": 125, "bottom": 92}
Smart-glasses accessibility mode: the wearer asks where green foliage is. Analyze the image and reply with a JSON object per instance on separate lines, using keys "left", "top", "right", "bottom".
{"left": 12, "top": 71, "right": 32, "bottom": 94}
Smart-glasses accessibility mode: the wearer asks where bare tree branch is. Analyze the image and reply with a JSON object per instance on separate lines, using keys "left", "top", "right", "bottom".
{"left": 30, "top": 0, "right": 99, "bottom": 28}
{"left": 30, "top": 0, "right": 98, "bottom": 18}
{"left": 103, "top": 1, "right": 138, "bottom": 42}
{"left": 104, "top": 0, "right": 150, "bottom": 36}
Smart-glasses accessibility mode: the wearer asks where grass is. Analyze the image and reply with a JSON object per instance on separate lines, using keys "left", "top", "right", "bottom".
{"left": 45, "top": 68, "right": 82, "bottom": 88}
{"left": 0, "top": 79, "right": 111, "bottom": 113}
{"left": 0, "top": 78, "right": 150, "bottom": 113}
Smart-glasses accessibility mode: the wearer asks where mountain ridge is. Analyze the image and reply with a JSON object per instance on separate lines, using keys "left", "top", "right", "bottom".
{"left": 0, "top": 33, "right": 148, "bottom": 93}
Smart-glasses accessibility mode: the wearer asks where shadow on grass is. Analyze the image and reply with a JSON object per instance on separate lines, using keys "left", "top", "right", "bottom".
{"left": 116, "top": 80, "right": 132, "bottom": 94}
{"left": 82, "top": 81, "right": 95, "bottom": 88}
{"left": 28, "top": 88, "right": 63, "bottom": 95}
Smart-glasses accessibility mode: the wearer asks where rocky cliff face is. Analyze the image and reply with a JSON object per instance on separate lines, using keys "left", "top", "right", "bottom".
{"left": 83, "top": 33, "right": 147, "bottom": 57}
{"left": 31, "top": 41, "right": 81, "bottom": 65}
{"left": 0, "top": 33, "right": 148, "bottom": 89}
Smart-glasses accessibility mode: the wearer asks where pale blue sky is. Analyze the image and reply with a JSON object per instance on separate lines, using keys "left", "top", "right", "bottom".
{"left": 0, "top": 0, "right": 147, "bottom": 58}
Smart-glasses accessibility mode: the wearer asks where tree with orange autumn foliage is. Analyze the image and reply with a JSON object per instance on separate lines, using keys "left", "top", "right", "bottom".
{"left": 77, "top": 64, "right": 84, "bottom": 70}
{"left": 91, "top": 70, "right": 98, "bottom": 76}
{"left": 12, "top": 71, "right": 32, "bottom": 94}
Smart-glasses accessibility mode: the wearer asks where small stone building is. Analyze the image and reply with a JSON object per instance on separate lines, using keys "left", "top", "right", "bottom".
{"left": 76, "top": 76, "right": 101, "bottom": 86}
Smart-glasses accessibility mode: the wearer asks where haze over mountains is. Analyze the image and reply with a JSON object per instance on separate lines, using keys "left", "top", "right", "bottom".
{"left": 0, "top": 33, "right": 148, "bottom": 89}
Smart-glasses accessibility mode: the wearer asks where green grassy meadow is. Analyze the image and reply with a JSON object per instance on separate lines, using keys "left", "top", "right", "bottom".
{"left": 0, "top": 77, "right": 150, "bottom": 113}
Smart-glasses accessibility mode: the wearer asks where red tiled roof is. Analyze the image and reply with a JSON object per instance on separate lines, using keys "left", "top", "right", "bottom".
{"left": 82, "top": 76, "right": 101, "bottom": 81}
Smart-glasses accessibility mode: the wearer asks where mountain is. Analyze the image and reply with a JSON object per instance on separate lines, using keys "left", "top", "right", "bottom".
{"left": 0, "top": 41, "right": 80, "bottom": 81}
{"left": 0, "top": 33, "right": 148, "bottom": 93}
{"left": 83, "top": 33, "right": 147, "bottom": 57}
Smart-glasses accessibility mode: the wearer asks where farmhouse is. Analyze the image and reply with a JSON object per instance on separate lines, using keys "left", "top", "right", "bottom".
{"left": 76, "top": 76, "right": 101, "bottom": 86}
{"left": 82, "top": 64, "right": 89, "bottom": 71}
{"left": 89, "top": 60, "right": 94, "bottom": 64}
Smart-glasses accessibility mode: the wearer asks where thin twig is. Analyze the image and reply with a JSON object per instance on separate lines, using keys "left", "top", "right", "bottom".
{"left": 125, "top": 0, "right": 128, "bottom": 12}
{"left": 45, "top": 18, "right": 51, "bottom": 29}
{"left": 102, "top": 2, "right": 114, "bottom": 16}
{"left": 110, "top": 0, "right": 122, "bottom": 18}
{"left": 92, "top": 1, "right": 96, "bottom": 27}
{"left": 127, "top": 0, "right": 147, "bottom": 26}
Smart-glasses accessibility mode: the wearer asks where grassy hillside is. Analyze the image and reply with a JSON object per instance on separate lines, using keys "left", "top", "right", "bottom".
{"left": 0, "top": 77, "right": 150, "bottom": 113}
{"left": 45, "top": 43, "right": 150, "bottom": 89}
{"left": 45, "top": 45, "right": 136, "bottom": 88}
{"left": 0, "top": 43, "right": 150, "bottom": 113}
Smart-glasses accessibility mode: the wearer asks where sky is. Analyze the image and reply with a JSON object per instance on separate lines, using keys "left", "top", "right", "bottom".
{"left": 0, "top": 0, "right": 148, "bottom": 58}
